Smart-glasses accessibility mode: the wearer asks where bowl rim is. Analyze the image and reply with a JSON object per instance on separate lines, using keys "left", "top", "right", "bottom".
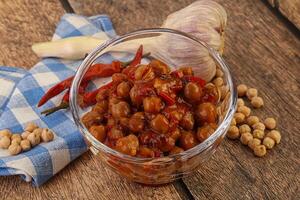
{"left": 70, "top": 28, "right": 237, "bottom": 163}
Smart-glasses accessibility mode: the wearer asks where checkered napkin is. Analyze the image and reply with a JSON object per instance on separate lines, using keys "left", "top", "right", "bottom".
{"left": 0, "top": 14, "right": 116, "bottom": 186}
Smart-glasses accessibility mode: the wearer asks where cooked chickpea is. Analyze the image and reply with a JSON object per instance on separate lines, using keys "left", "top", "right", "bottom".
{"left": 237, "top": 98, "right": 245, "bottom": 107}
{"left": 134, "top": 65, "right": 155, "bottom": 81}
{"left": 27, "top": 132, "right": 41, "bottom": 147}
{"left": 92, "top": 100, "right": 108, "bottom": 114}
{"left": 239, "top": 124, "right": 251, "bottom": 134}
{"left": 90, "top": 125, "right": 106, "bottom": 142}
{"left": 263, "top": 137, "right": 275, "bottom": 149}
{"left": 196, "top": 102, "right": 217, "bottom": 124}
{"left": 20, "top": 139, "right": 31, "bottom": 151}
{"left": 180, "top": 112, "right": 195, "bottom": 130}
{"left": 137, "top": 147, "right": 155, "bottom": 158}
{"left": 148, "top": 59, "right": 170, "bottom": 75}
{"left": 82, "top": 111, "right": 103, "bottom": 128}
{"left": 231, "top": 118, "right": 236, "bottom": 126}
{"left": 167, "top": 128, "right": 181, "bottom": 141}
{"left": 115, "top": 134, "right": 139, "bottom": 156}
{"left": 21, "top": 131, "right": 31, "bottom": 139}
{"left": 237, "top": 106, "right": 251, "bottom": 117}
{"left": 240, "top": 132, "right": 253, "bottom": 145}
{"left": 0, "top": 136, "right": 11, "bottom": 149}
{"left": 179, "top": 131, "right": 198, "bottom": 150}
{"left": 197, "top": 123, "right": 216, "bottom": 142}
{"left": 253, "top": 129, "right": 265, "bottom": 139}
{"left": 159, "top": 136, "right": 175, "bottom": 152}
{"left": 266, "top": 130, "right": 281, "bottom": 144}
{"left": 107, "top": 127, "right": 124, "bottom": 141}
{"left": 117, "top": 81, "right": 131, "bottom": 98}
{"left": 111, "top": 101, "right": 130, "bottom": 119}
{"left": 143, "top": 96, "right": 162, "bottom": 113}
{"left": 215, "top": 69, "right": 224, "bottom": 77}
{"left": 248, "top": 138, "right": 261, "bottom": 150}
{"left": 212, "top": 77, "right": 224, "bottom": 87}
{"left": 184, "top": 82, "right": 202, "bottom": 102}
{"left": 41, "top": 129, "right": 54, "bottom": 143}
{"left": 264, "top": 118, "right": 276, "bottom": 129}
{"left": 25, "top": 122, "right": 38, "bottom": 132}
{"left": 234, "top": 112, "right": 245, "bottom": 124}
{"left": 246, "top": 88, "right": 258, "bottom": 100}
{"left": 227, "top": 126, "right": 240, "bottom": 139}
{"left": 180, "top": 67, "right": 193, "bottom": 75}
{"left": 150, "top": 114, "right": 169, "bottom": 134}
{"left": 129, "top": 116, "right": 144, "bottom": 133}
{"left": 0, "top": 129, "right": 12, "bottom": 138}
{"left": 253, "top": 145, "right": 266, "bottom": 157}
{"left": 251, "top": 96, "right": 264, "bottom": 108}
{"left": 169, "top": 146, "right": 184, "bottom": 155}
{"left": 237, "top": 84, "right": 248, "bottom": 97}
{"left": 247, "top": 116, "right": 259, "bottom": 126}
{"left": 252, "top": 122, "right": 265, "bottom": 131}
{"left": 112, "top": 73, "right": 127, "bottom": 83}
{"left": 8, "top": 144, "right": 22, "bottom": 155}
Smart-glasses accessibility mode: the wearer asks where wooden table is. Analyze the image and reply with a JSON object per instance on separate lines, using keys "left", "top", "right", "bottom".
{"left": 0, "top": 0, "right": 299, "bottom": 199}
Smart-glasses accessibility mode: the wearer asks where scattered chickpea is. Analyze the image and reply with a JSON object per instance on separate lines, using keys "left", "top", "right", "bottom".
{"left": 25, "top": 122, "right": 38, "bottom": 132}
{"left": 253, "top": 145, "right": 267, "bottom": 157}
{"left": 263, "top": 137, "right": 275, "bottom": 149}
{"left": 248, "top": 138, "right": 261, "bottom": 150}
{"left": 240, "top": 132, "right": 253, "bottom": 145}
{"left": 11, "top": 134, "right": 22, "bottom": 144}
{"left": 266, "top": 130, "right": 281, "bottom": 144}
{"left": 239, "top": 124, "right": 251, "bottom": 134}
{"left": 213, "top": 77, "right": 224, "bottom": 87}
{"left": 8, "top": 144, "right": 22, "bottom": 155}
{"left": 41, "top": 129, "right": 54, "bottom": 143}
{"left": 251, "top": 96, "right": 264, "bottom": 108}
{"left": 0, "top": 136, "right": 11, "bottom": 149}
{"left": 11, "top": 139, "right": 21, "bottom": 145}
{"left": 21, "top": 131, "right": 31, "bottom": 139}
{"left": 27, "top": 132, "right": 41, "bottom": 147}
{"left": 20, "top": 139, "right": 31, "bottom": 151}
{"left": 237, "top": 98, "right": 245, "bottom": 107}
{"left": 247, "top": 116, "right": 259, "bottom": 126}
{"left": 0, "top": 129, "right": 12, "bottom": 138}
{"left": 246, "top": 88, "right": 258, "bottom": 100}
{"left": 215, "top": 69, "right": 224, "bottom": 77}
{"left": 252, "top": 122, "right": 265, "bottom": 131}
{"left": 253, "top": 129, "right": 265, "bottom": 139}
{"left": 234, "top": 113, "right": 245, "bottom": 124}
{"left": 32, "top": 128, "right": 43, "bottom": 138}
{"left": 237, "top": 84, "right": 248, "bottom": 97}
{"left": 237, "top": 106, "right": 251, "bottom": 117}
{"left": 227, "top": 126, "right": 240, "bottom": 139}
{"left": 264, "top": 118, "right": 277, "bottom": 130}
{"left": 231, "top": 118, "right": 236, "bottom": 126}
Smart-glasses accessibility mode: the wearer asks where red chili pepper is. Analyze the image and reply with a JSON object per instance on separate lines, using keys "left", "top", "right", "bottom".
{"left": 159, "top": 92, "right": 175, "bottom": 105}
{"left": 122, "top": 45, "right": 143, "bottom": 80}
{"left": 183, "top": 75, "right": 206, "bottom": 87}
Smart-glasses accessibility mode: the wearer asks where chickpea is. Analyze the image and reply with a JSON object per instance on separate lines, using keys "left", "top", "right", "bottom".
{"left": 33, "top": 128, "right": 43, "bottom": 138}
{"left": 197, "top": 123, "right": 216, "bottom": 142}
{"left": 8, "top": 144, "right": 22, "bottom": 155}
{"left": 11, "top": 134, "right": 22, "bottom": 143}
{"left": 180, "top": 112, "right": 195, "bottom": 130}
{"left": 41, "top": 129, "right": 54, "bottom": 143}
{"left": 148, "top": 59, "right": 170, "bottom": 75}
{"left": 234, "top": 112, "right": 245, "bottom": 124}
{"left": 248, "top": 138, "right": 261, "bottom": 150}
{"left": 11, "top": 139, "right": 21, "bottom": 145}
{"left": 137, "top": 147, "right": 155, "bottom": 158}
{"left": 0, "top": 129, "right": 12, "bottom": 138}
{"left": 240, "top": 132, "right": 253, "bottom": 145}
{"left": 237, "top": 84, "right": 248, "bottom": 97}
{"left": 227, "top": 126, "right": 240, "bottom": 139}
{"left": 115, "top": 134, "right": 139, "bottom": 156}
{"left": 107, "top": 127, "right": 123, "bottom": 141}
{"left": 167, "top": 128, "right": 181, "bottom": 141}
{"left": 253, "top": 129, "right": 265, "bottom": 139}
{"left": 159, "top": 136, "right": 175, "bottom": 152}
{"left": 247, "top": 116, "right": 259, "bottom": 126}
{"left": 215, "top": 68, "right": 224, "bottom": 77}
{"left": 111, "top": 101, "right": 130, "bottom": 119}
{"left": 21, "top": 131, "right": 31, "bottom": 139}
{"left": 213, "top": 77, "right": 224, "bottom": 87}
{"left": 24, "top": 122, "right": 38, "bottom": 132}
{"left": 89, "top": 125, "right": 106, "bottom": 142}
{"left": 20, "top": 139, "right": 31, "bottom": 151}
{"left": 264, "top": 118, "right": 276, "bottom": 129}
{"left": 180, "top": 67, "right": 193, "bottom": 75}
{"left": 143, "top": 96, "right": 162, "bottom": 113}
{"left": 129, "top": 117, "right": 144, "bottom": 133}
{"left": 150, "top": 114, "right": 169, "bottom": 134}
{"left": 237, "top": 98, "right": 245, "bottom": 107}
{"left": 27, "top": 132, "right": 41, "bottom": 147}
{"left": 117, "top": 81, "right": 131, "bottom": 98}
{"left": 169, "top": 146, "right": 184, "bottom": 155}
{"left": 246, "top": 88, "right": 258, "bottom": 100}
{"left": 82, "top": 111, "right": 103, "bottom": 128}
{"left": 179, "top": 131, "right": 198, "bottom": 150}
{"left": 0, "top": 136, "right": 11, "bottom": 149}
{"left": 134, "top": 65, "right": 155, "bottom": 81}
{"left": 231, "top": 118, "right": 236, "bottom": 126}
{"left": 196, "top": 102, "right": 217, "bottom": 124}
{"left": 239, "top": 124, "right": 251, "bottom": 134}
{"left": 252, "top": 122, "right": 265, "bottom": 131}
{"left": 184, "top": 82, "right": 202, "bottom": 102}
{"left": 266, "top": 130, "right": 281, "bottom": 144}
{"left": 112, "top": 73, "right": 127, "bottom": 83}
{"left": 263, "top": 137, "right": 275, "bottom": 149}
{"left": 237, "top": 106, "right": 251, "bottom": 117}
{"left": 220, "top": 85, "right": 229, "bottom": 100}
{"left": 119, "top": 117, "right": 130, "bottom": 129}
{"left": 92, "top": 100, "right": 108, "bottom": 114}
{"left": 251, "top": 96, "right": 264, "bottom": 108}
{"left": 253, "top": 145, "right": 266, "bottom": 157}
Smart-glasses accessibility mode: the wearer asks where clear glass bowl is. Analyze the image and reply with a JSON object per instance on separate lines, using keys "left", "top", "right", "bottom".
{"left": 70, "top": 28, "right": 237, "bottom": 185}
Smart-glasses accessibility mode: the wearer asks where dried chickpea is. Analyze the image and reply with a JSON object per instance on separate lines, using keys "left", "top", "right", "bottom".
{"left": 0, "top": 129, "right": 12, "bottom": 138}
{"left": 253, "top": 129, "right": 265, "bottom": 139}
{"left": 253, "top": 145, "right": 266, "bottom": 157}
{"left": 246, "top": 88, "right": 258, "bottom": 100}
{"left": 237, "top": 84, "right": 248, "bottom": 97}
{"left": 41, "top": 129, "right": 54, "bottom": 143}
{"left": 247, "top": 116, "right": 259, "bottom": 126}
{"left": 234, "top": 112, "right": 245, "bottom": 124}
{"left": 226, "top": 126, "right": 240, "bottom": 139}
{"left": 20, "top": 139, "right": 31, "bottom": 151}
{"left": 266, "top": 130, "right": 281, "bottom": 144}
{"left": 27, "top": 132, "right": 41, "bottom": 147}
{"left": 11, "top": 134, "right": 22, "bottom": 144}
{"left": 11, "top": 139, "right": 21, "bottom": 145}
{"left": 0, "top": 136, "right": 11, "bottom": 149}
{"left": 252, "top": 122, "right": 265, "bottom": 131}
{"left": 239, "top": 124, "right": 251, "bottom": 134}
{"left": 248, "top": 138, "right": 261, "bottom": 150}
{"left": 21, "top": 131, "right": 31, "bottom": 139}
{"left": 264, "top": 118, "right": 276, "bottom": 129}
{"left": 33, "top": 128, "right": 43, "bottom": 138}
{"left": 240, "top": 132, "right": 253, "bottom": 145}
{"left": 231, "top": 118, "right": 236, "bottom": 126}
{"left": 263, "top": 137, "right": 275, "bottom": 149}
{"left": 25, "top": 122, "right": 38, "bottom": 132}
{"left": 237, "top": 98, "right": 245, "bottom": 107}
{"left": 8, "top": 144, "right": 22, "bottom": 155}
{"left": 237, "top": 106, "right": 251, "bottom": 117}
{"left": 212, "top": 77, "right": 224, "bottom": 87}
{"left": 251, "top": 96, "right": 264, "bottom": 108}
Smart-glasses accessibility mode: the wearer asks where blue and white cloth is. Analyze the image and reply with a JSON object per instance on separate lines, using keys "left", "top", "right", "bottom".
{"left": 0, "top": 14, "right": 117, "bottom": 186}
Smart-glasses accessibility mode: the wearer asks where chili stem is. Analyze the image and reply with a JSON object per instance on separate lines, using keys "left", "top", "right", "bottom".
{"left": 41, "top": 102, "right": 69, "bottom": 116}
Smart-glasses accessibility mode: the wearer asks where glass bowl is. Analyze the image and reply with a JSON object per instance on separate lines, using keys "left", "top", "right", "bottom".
{"left": 70, "top": 28, "right": 237, "bottom": 185}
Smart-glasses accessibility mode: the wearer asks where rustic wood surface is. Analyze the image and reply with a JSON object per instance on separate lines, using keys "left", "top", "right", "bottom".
{"left": 0, "top": 0, "right": 299, "bottom": 199}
